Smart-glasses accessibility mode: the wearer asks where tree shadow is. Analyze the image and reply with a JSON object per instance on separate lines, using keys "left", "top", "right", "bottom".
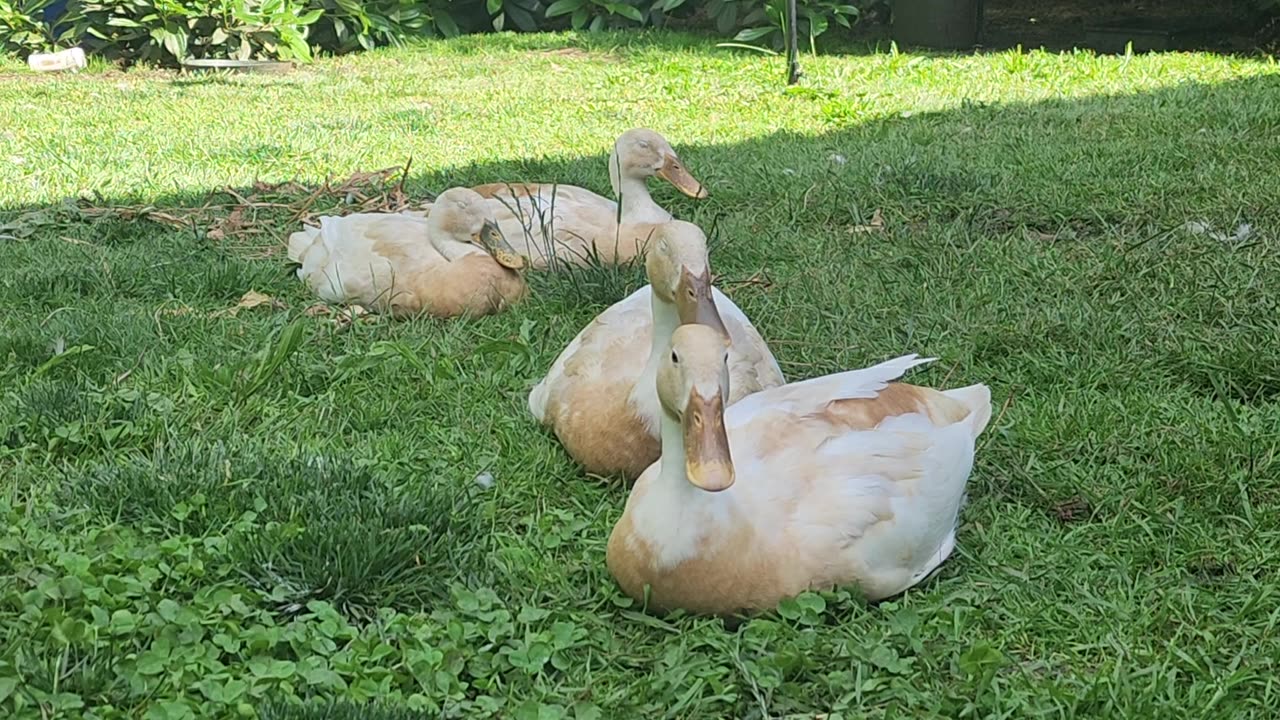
{"left": 3, "top": 69, "right": 1276, "bottom": 390}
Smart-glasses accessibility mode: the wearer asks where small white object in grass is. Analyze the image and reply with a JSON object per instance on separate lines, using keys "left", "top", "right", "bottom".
{"left": 829, "top": 153, "right": 847, "bottom": 165}
{"left": 474, "top": 471, "right": 495, "bottom": 489}
{"left": 783, "top": 168, "right": 796, "bottom": 176}
{"left": 28, "top": 47, "right": 86, "bottom": 73}
{"left": 1183, "top": 220, "right": 1209, "bottom": 235}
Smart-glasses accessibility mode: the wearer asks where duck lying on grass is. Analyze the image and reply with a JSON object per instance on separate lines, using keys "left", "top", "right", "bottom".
{"left": 528, "top": 220, "right": 783, "bottom": 480}
{"left": 607, "top": 324, "right": 992, "bottom": 615}
{"left": 445, "top": 128, "right": 708, "bottom": 269}
{"left": 287, "top": 188, "right": 528, "bottom": 319}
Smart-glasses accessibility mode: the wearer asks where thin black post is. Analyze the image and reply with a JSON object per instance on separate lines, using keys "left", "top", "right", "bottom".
{"left": 786, "top": 0, "right": 800, "bottom": 84}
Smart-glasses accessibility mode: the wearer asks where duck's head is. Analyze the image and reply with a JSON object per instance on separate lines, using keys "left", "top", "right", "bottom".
{"left": 644, "top": 220, "right": 728, "bottom": 338}
{"left": 428, "top": 188, "right": 526, "bottom": 270}
{"left": 658, "top": 323, "right": 735, "bottom": 492}
{"left": 609, "top": 128, "right": 708, "bottom": 199}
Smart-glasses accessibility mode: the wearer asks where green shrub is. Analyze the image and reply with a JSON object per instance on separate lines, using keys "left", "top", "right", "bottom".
{"left": 73, "top": 0, "right": 322, "bottom": 62}
{"left": 0, "top": 0, "right": 874, "bottom": 65}
{"left": 0, "top": 1, "right": 77, "bottom": 54}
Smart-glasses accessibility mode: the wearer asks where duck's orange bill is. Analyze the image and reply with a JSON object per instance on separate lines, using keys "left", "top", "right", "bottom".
{"left": 674, "top": 267, "right": 728, "bottom": 337}
{"left": 474, "top": 219, "right": 526, "bottom": 270}
{"left": 658, "top": 154, "right": 709, "bottom": 199}
{"left": 683, "top": 390, "right": 734, "bottom": 492}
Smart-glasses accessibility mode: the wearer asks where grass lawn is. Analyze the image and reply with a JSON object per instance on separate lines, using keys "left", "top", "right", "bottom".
{"left": 2, "top": 30, "right": 1280, "bottom": 719}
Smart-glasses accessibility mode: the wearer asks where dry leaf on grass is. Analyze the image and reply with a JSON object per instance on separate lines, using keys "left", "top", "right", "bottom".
{"left": 215, "top": 290, "right": 285, "bottom": 317}
{"left": 848, "top": 208, "right": 885, "bottom": 234}
{"left": 303, "top": 303, "right": 333, "bottom": 317}
{"left": 333, "top": 304, "right": 378, "bottom": 329}
{"left": 74, "top": 161, "right": 425, "bottom": 259}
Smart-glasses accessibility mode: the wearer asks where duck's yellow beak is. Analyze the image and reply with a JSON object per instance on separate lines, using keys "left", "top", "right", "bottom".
{"left": 473, "top": 219, "right": 526, "bottom": 270}
{"left": 657, "top": 154, "right": 709, "bottom": 199}
{"left": 674, "top": 267, "right": 728, "bottom": 337}
{"left": 683, "top": 389, "right": 734, "bottom": 492}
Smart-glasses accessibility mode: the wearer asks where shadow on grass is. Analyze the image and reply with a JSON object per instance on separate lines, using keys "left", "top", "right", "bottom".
{"left": 2, "top": 71, "right": 1278, "bottom": 622}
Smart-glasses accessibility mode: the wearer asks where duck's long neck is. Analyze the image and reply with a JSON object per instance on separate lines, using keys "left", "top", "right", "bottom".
{"left": 610, "top": 159, "right": 668, "bottom": 225}
{"left": 657, "top": 406, "right": 696, "bottom": 490}
{"left": 640, "top": 289, "right": 680, "bottom": 380}
{"left": 425, "top": 223, "right": 473, "bottom": 262}
{"left": 646, "top": 292, "right": 702, "bottom": 495}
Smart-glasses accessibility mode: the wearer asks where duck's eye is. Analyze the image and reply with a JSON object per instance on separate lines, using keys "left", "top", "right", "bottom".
{"left": 638, "top": 140, "right": 650, "bottom": 149}
{"left": 670, "top": 350, "right": 679, "bottom": 364}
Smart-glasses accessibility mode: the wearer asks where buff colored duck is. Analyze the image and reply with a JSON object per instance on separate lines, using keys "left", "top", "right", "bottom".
{"left": 436, "top": 129, "right": 708, "bottom": 269}
{"left": 286, "top": 188, "right": 527, "bottom": 319}
{"left": 607, "top": 324, "right": 992, "bottom": 615}
{"left": 528, "top": 220, "right": 783, "bottom": 480}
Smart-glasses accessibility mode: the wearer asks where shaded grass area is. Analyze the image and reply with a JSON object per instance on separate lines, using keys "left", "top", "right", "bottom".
{"left": 1, "top": 30, "right": 1279, "bottom": 718}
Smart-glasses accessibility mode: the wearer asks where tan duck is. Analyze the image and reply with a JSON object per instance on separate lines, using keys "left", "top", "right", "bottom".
{"left": 286, "top": 188, "right": 527, "bottom": 318}
{"left": 436, "top": 129, "right": 708, "bottom": 269}
{"left": 528, "top": 220, "right": 783, "bottom": 480}
{"left": 607, "top": 324, "right": 993, "bottom": 616}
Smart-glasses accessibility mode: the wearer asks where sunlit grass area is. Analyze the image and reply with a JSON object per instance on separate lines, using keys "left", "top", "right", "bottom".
{"left": 2, "top": 31, "right": 1279, "bottom": 719}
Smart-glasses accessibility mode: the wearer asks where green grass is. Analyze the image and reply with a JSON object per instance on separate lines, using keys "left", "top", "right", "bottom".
{"left": 2, "top": 30, "right": 1280, "bottom": 719}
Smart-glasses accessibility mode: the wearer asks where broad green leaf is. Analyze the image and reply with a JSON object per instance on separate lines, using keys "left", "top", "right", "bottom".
{"left": 545, "top": 0, "right": 583, "bottom": 18}
{"left": 734, "top": 25, "right": 775, "bottom": 42}
{"left": 136, "top": 650, "right": 167, "bottom": 675}
{"left": 612, "top": 3, "right": 644, "bottom": 21}
{"left": 435, "top": 10, "right": 460, "bottom": 38}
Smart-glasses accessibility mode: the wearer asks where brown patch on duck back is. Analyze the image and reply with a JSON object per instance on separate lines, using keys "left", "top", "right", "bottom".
{"left": 471, "top": 182, "right": 541, "bottom": 200}
{"left": 821, "top": 383, "right": 971, "bottom": 430}
{"left": 368, "top": 232, "right": 421, "bottom": 269}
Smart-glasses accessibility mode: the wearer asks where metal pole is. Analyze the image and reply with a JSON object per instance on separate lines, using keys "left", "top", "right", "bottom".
{"left": 786, "top": 0, "right": 800, "bottom": 84}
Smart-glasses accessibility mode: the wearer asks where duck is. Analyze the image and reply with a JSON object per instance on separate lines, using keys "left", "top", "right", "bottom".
{"left": 606, "top": 324, "right": 993, "bottom": 616}
{"left": 286, "top": 187, "right": 528, "bottom": 319}
{"left": 528, "top": 220, "right": 784, "bottom": 480}
{"left": 435, "top": 128, "right": 708, "bottom": 269}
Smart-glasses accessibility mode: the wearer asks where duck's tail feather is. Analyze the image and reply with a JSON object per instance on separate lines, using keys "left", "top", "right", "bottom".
{"left": 941, "top": 384, "right": 992, "bottom": 439}
{"left": 527, "top": 379, "right": 550, "bottom": 424}
{"left": 287, "top": 225, "right": 321, "bottom": 266}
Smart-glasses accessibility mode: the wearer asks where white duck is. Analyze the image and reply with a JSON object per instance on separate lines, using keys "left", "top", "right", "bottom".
{"left": 286, "top": 188, "right": 527, "bottom": 318}
{"left": 607, "top": 324, "right": 992, "bottom": 615}
{"left": 528, "top": 220, "right": 783, "bottom": 480}
{"left": 450, "top": 128, "right": 708, "bottom": 269}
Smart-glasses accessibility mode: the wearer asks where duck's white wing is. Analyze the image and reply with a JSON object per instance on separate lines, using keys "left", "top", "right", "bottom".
{"left": 724, "top": 364, "right": 990, "bottom": 601}
{"left": 291, "top": 213, "right": 434, "bottom": 307}
{"left": 728, "top": 353, "right": 935, "bottom": 418}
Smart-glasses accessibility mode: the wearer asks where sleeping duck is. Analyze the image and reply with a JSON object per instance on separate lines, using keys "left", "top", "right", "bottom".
{"left": 287, "top": 187, "right": 527, "bottom": 318}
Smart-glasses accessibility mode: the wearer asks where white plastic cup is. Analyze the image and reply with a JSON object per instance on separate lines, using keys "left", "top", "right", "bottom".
{"left": 28, "top": 47, "right": 87, "bottom": 73}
